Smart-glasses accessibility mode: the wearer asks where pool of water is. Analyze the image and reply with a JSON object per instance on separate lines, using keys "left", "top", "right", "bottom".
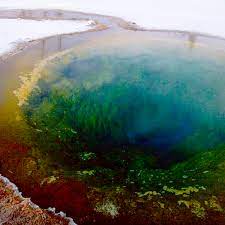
{"left": 2, "top": 30, "right": 225, "bottom": 224}
{"left": 19, "top": 33, "right": 225, "bottom": 165}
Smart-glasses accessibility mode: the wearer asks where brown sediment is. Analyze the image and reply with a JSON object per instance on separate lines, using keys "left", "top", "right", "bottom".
{"left": 0, "top": 136, "right": 77, "bottom": 224}
{"left": 0, "top": 174, "right": 76, "bottom": 225}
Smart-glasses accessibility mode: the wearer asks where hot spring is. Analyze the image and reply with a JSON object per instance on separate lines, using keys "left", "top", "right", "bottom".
{"left": 20, "top": 33, "right": 225, "bottom": 163}
{"left": 6, "top": 31, "right": 225, "bottom": 223}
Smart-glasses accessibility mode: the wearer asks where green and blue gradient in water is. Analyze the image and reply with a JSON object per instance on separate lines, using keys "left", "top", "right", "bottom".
{"left": 20, "top": 34, "right": 225, "bottom": 191}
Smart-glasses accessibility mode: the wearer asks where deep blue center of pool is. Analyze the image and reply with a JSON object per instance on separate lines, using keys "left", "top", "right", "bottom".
{"left": 24, "top": 39, "right": 225, "bottom": 162}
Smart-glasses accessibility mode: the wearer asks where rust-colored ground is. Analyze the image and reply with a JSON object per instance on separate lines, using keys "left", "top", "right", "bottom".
{"left": 0, "top": 137, "right": 225, "bottom": 225}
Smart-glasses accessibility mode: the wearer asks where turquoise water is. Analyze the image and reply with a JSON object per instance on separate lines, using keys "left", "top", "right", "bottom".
{"left": 22, "top": 36, "right": 225, "bottom": 168}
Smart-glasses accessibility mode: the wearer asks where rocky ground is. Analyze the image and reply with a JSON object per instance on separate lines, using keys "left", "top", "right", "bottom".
{"left": 0, "top": 174, "right": 75, "bottom": 225}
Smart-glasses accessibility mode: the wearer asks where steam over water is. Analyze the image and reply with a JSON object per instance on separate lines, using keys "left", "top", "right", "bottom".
{"left": 2, "top": 30, "right": 225, "bottom": 224}
{"left": 22, "top": 35, "right": 225, "bottom": 165}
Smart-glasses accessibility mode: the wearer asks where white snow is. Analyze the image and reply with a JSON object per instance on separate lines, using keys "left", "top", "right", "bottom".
{"left": 0, "top": 0, "right": 225, "bottom": 37}
{"left": 0, "top": 18, "right": 93, "bottom": 56}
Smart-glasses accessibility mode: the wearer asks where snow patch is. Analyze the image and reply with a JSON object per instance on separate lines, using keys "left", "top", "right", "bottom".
{"left": 0, "top": 18, "right": 94, "bottom": 56}
{"left": 48, "top": 207, "right": 77, "bottom": 225}
{"left": 0, "top": 0, "right": 225, "bottom": 37}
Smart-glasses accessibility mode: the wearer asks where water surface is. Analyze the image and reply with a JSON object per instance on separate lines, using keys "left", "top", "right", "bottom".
{"left": 2, "top": 30, "right": 225, "bottom": 224}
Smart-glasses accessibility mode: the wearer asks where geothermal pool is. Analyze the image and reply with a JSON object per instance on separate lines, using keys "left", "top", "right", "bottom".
{"left": 1, "top": 28, "right": 225, "bottom": 224}
{"left": 19, "top": 33, "right": 225, "bottom": 165}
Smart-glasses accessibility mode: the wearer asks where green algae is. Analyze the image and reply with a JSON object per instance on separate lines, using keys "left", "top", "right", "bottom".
{"left": 12, "top": 34, "right": 225, "bottom": 221}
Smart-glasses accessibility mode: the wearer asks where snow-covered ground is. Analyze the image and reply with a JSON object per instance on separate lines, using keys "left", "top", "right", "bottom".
{"left": 0, "top": 0, "right": 225, "bottom": 38}
{"left": 0, "top": 18, "right": 93, "bottom": 56}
